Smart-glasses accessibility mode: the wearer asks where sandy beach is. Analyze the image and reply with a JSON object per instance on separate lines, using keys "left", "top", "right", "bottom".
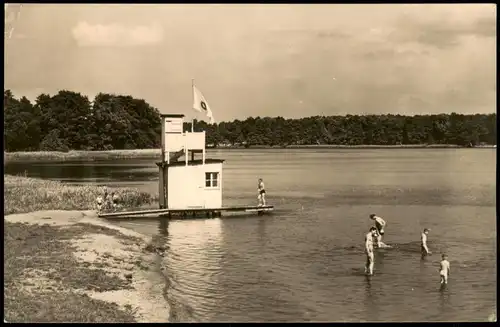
{"left": 4, "top": 210, "right": 169, "bottom": 323}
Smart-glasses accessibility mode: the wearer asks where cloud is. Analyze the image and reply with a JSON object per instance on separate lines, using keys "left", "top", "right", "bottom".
{"left": 4, "top": 5, "right": 496, "bottom": 119}
{"left": 390, "top": 11, "right": 496, "bottom": 48}
{"left": 71, "top": 21, "right": 163, "bottom": 47}
{"left": 316, "top": 30, "right": 350, "bottom": 40}
{"left": 471, "top": 16, "right": 496, "bottom": 38}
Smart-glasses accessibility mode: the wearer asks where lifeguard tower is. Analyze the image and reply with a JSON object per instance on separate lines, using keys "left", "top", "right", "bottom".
{"left": 98, "top": 114, "right": 273, "bottom": 219}
{"left": 156, "top": 114, "right": 224, "bottom": 210}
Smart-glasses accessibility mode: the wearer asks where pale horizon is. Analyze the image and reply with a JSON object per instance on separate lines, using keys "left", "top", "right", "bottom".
{"left": 4, "top": 4, "right": 496, "bottom": 121}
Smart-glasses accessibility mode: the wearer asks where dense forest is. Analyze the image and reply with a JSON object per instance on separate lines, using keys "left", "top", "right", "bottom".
{"left": 3, "top": 89, "right": 497, "bottom": 152}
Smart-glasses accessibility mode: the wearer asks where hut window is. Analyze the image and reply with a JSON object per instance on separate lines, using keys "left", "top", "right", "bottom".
{"left": 205, "top": 172, "right": 219, "bottom": 188}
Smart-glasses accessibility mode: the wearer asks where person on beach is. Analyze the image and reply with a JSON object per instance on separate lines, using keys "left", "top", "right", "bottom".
{"left": 111, "top": 192, "right": 120, "bottom": 211}
{"left": 258, "top": 178, "right": 266, "bottom": 207}
{"left": 369, "top": 214, "right": 386, "bottom": 247}
{"left": 439, "top": 254, "right": 451, "bottom": 285}
{"left": 97, "top": 186, "right": 109, "bottom": 212}
{"left": 96, "top": 195, "right": 104, "bottom": 212}
{"left": 421, "top": 228, "right": 432, "bottom": 259}
{"left": 364, "top": 227, "right": 378, "bottom": 276}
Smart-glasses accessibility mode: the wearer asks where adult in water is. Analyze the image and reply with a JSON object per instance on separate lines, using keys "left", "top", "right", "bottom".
{"left": 421, "top": 228, "right": 432, "bottom": 259}
{"left": 369, "top": 214, "right": 388, "bottom": 248}
{"left": 258, "top": 178, "right": 266, "bottom": 206}
{"left": 365, "top": 227, "right": 378, "bottom": 276}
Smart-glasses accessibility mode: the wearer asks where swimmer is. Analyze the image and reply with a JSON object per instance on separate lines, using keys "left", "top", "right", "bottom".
{"left": 439, "top": 254, "right": 450, "bottom": 285}
{"left": 369, "top": 214, "right": 386, "bottom": 247}
{"left": 364, "top": 227, "right": 378, "bottom": 276}
{"left": 258, "top": 178, "right": 266, "bottom": 207}
{"left": 421, "top": 228, "right": 432, "bottom": 259}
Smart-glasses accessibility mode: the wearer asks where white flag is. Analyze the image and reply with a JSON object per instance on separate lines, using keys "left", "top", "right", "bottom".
{"left": 192, "top": 85, "right": 215, "bottom": 124}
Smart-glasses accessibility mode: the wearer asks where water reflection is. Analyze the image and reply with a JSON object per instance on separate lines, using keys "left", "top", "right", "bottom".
{"left": 159, "top": 218, "right": 169, "bottom": 237}
{"left": 4, "top": 160, "right": 157, "bottom": 185}
{"left": 151, "top": 218, "right": 169, "bottom": 256}
{"left": 438, "top": 284, "right": 452, "bottom": 319}
{"left": 363, "top": 276, "right": 380, "bottom": 321}
{"left": 162, "top": 219, "right": 223, "bottom": 322}
{"left": 257, "top": 217, "right": 268, "bottom": 249}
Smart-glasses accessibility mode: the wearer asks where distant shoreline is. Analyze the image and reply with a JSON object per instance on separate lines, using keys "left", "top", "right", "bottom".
{"left": 217, "top": 144, "right": 496, "bottom": 150}
{"left": 4, "top": 144, "right": 496, "bottom": 162}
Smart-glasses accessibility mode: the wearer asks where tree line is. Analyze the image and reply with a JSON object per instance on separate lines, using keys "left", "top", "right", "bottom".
{"left": 4, "top": 89, "right": 496, "bottom": 152}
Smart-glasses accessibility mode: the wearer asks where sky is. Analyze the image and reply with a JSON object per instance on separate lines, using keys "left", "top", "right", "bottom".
{"left": 4, "top": 4, "right": 496, "bottom": 121}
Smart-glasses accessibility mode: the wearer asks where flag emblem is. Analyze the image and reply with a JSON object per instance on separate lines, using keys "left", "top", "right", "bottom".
{"left": 192, "top": 84, "right": 215, "bottom": 124}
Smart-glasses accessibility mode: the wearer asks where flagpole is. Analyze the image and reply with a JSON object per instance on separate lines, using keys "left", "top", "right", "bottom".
{"left": 191, "top": 79, "right": 195, "bottom": 133}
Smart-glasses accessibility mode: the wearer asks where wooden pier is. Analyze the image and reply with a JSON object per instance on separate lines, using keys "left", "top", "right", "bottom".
{"left": 98, "top": 205, "right": 274, "bottom": 219}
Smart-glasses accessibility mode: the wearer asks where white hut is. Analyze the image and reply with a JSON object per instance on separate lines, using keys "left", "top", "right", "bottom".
{"left": 156, "top": 114, "right": 224, "bottom": 210}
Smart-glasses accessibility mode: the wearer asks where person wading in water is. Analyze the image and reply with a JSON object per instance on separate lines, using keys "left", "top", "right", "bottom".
{"left": 365, "top": 227, "right": 378, "bottom": 276}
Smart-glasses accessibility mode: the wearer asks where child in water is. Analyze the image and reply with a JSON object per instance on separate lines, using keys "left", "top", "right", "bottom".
{"left": 369, "top": 214, "right": 388, "bottom": 248}
{"left": 439, "top": 254, "right": 451, "bottom": 285}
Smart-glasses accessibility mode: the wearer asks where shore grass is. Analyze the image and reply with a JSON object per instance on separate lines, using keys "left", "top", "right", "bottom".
{"left": 4, "top": 149, "right": 161, "bottom": 162}
{"left": 4, "top": 174, "right": 158, "bottom": 215}
{"left": 3, "top": 221, "right": 147, "bottom": 322}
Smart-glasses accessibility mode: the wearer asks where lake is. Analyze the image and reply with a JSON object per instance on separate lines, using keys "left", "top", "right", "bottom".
{"left": 5, "top": 149, "right": 497, "bottom": 322}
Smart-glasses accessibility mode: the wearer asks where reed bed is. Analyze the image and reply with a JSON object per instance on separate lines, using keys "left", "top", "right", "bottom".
{"left": 4, "top": 149, "right": 161, "bottom": 162}
{"left": 4, "top": 174, "right": 158, "bottom": 215}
